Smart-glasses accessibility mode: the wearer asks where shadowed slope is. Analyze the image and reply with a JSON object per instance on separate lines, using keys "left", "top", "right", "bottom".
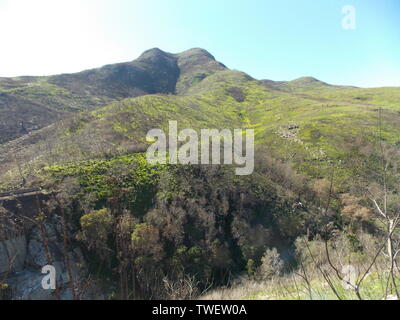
{"left": 0, "top": 48, "right": 226, "bottom": 144}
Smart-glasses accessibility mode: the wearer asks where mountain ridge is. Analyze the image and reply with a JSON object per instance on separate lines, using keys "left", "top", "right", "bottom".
{"left": 1, "top": 47, "right": 400, "bottom": 194}
{"left": 1, "top": 47, "right": 338, "bottom": 145}
{"left": 0, "top": 48, "right": 226, "bottom": 144}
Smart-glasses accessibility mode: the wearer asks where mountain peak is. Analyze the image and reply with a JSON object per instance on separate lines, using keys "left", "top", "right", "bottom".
{"left": 290, "top": 76, "right": 328, "bottom": 86}
{"left": 137, "top": 47, "right": 216, "bottom": 61}
{"left": 177, "top": 48, "right": 216, "bottom": 60}
{"left": 137, "top": 48, "right": 173, "bottom": 60}
{"left": 174, "top": 48, "right": 227, "bottom": 93}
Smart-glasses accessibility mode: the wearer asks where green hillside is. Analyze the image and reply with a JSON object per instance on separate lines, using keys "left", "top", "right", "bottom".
{"left": 2, "top": 64, "right": 399, "bottom": 193}
{"left": 1, "top": 48, "right": 399, "bottom": 300}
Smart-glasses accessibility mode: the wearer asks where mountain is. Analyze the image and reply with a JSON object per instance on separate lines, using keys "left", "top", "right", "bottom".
{"left": 1, "top": 56, "right": 400, "bottom": 193}
{"left": 0, "top": 48, "right": 226, "bottom": 144}
{"left": 1, "top": 48, "right": 400, "bottom": 300}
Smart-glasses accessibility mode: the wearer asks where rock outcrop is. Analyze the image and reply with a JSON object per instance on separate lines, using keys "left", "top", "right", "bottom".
{"left": 0, "top": 193, "right": 103, "bottom": 300}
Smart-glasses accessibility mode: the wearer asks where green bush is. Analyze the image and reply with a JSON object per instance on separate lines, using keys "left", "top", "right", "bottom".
{"left": 77, "top": 208, "right": 113, "bottom": 260}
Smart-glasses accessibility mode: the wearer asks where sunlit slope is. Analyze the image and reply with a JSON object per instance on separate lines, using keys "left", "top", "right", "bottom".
{"left": 91, "top": 69, "right": 400, "bottom": 185}
{"left": 1, "top": 68, "right": 399, "bottom": 191}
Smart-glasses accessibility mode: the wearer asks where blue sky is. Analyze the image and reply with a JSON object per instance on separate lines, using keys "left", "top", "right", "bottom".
{"left": 0, "top": 0, "right": 399, "bottom": 87}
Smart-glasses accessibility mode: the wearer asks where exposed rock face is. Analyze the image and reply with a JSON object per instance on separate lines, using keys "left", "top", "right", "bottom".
{"left": 0, "top": 198, "right": 103, "bottom": 300}
{"left": 7, "top": 270, "right": 53, "bottom": 300}
{"left": 27, "top": 239, "right": 48, "bottom": 267}
{"left": 0, "top": 236, "right": 27, "bottom": 274}
{"left": 7, "top": 248, "right": 99, "bottom": 300}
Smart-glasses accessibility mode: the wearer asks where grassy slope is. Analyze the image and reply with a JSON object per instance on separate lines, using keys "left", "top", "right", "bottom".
{"left": 1, "top": 69, "right": 400, "bottom": 191}
{"left": 86, "top": 70, "right": 400, "bottom": 188}
{"left": 201, "top": 270, "right": 398, "bottom": 300}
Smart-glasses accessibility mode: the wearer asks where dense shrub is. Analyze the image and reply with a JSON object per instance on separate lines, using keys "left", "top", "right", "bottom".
{"left": 44, "top": 151, "right": 344, "bottom": 298}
